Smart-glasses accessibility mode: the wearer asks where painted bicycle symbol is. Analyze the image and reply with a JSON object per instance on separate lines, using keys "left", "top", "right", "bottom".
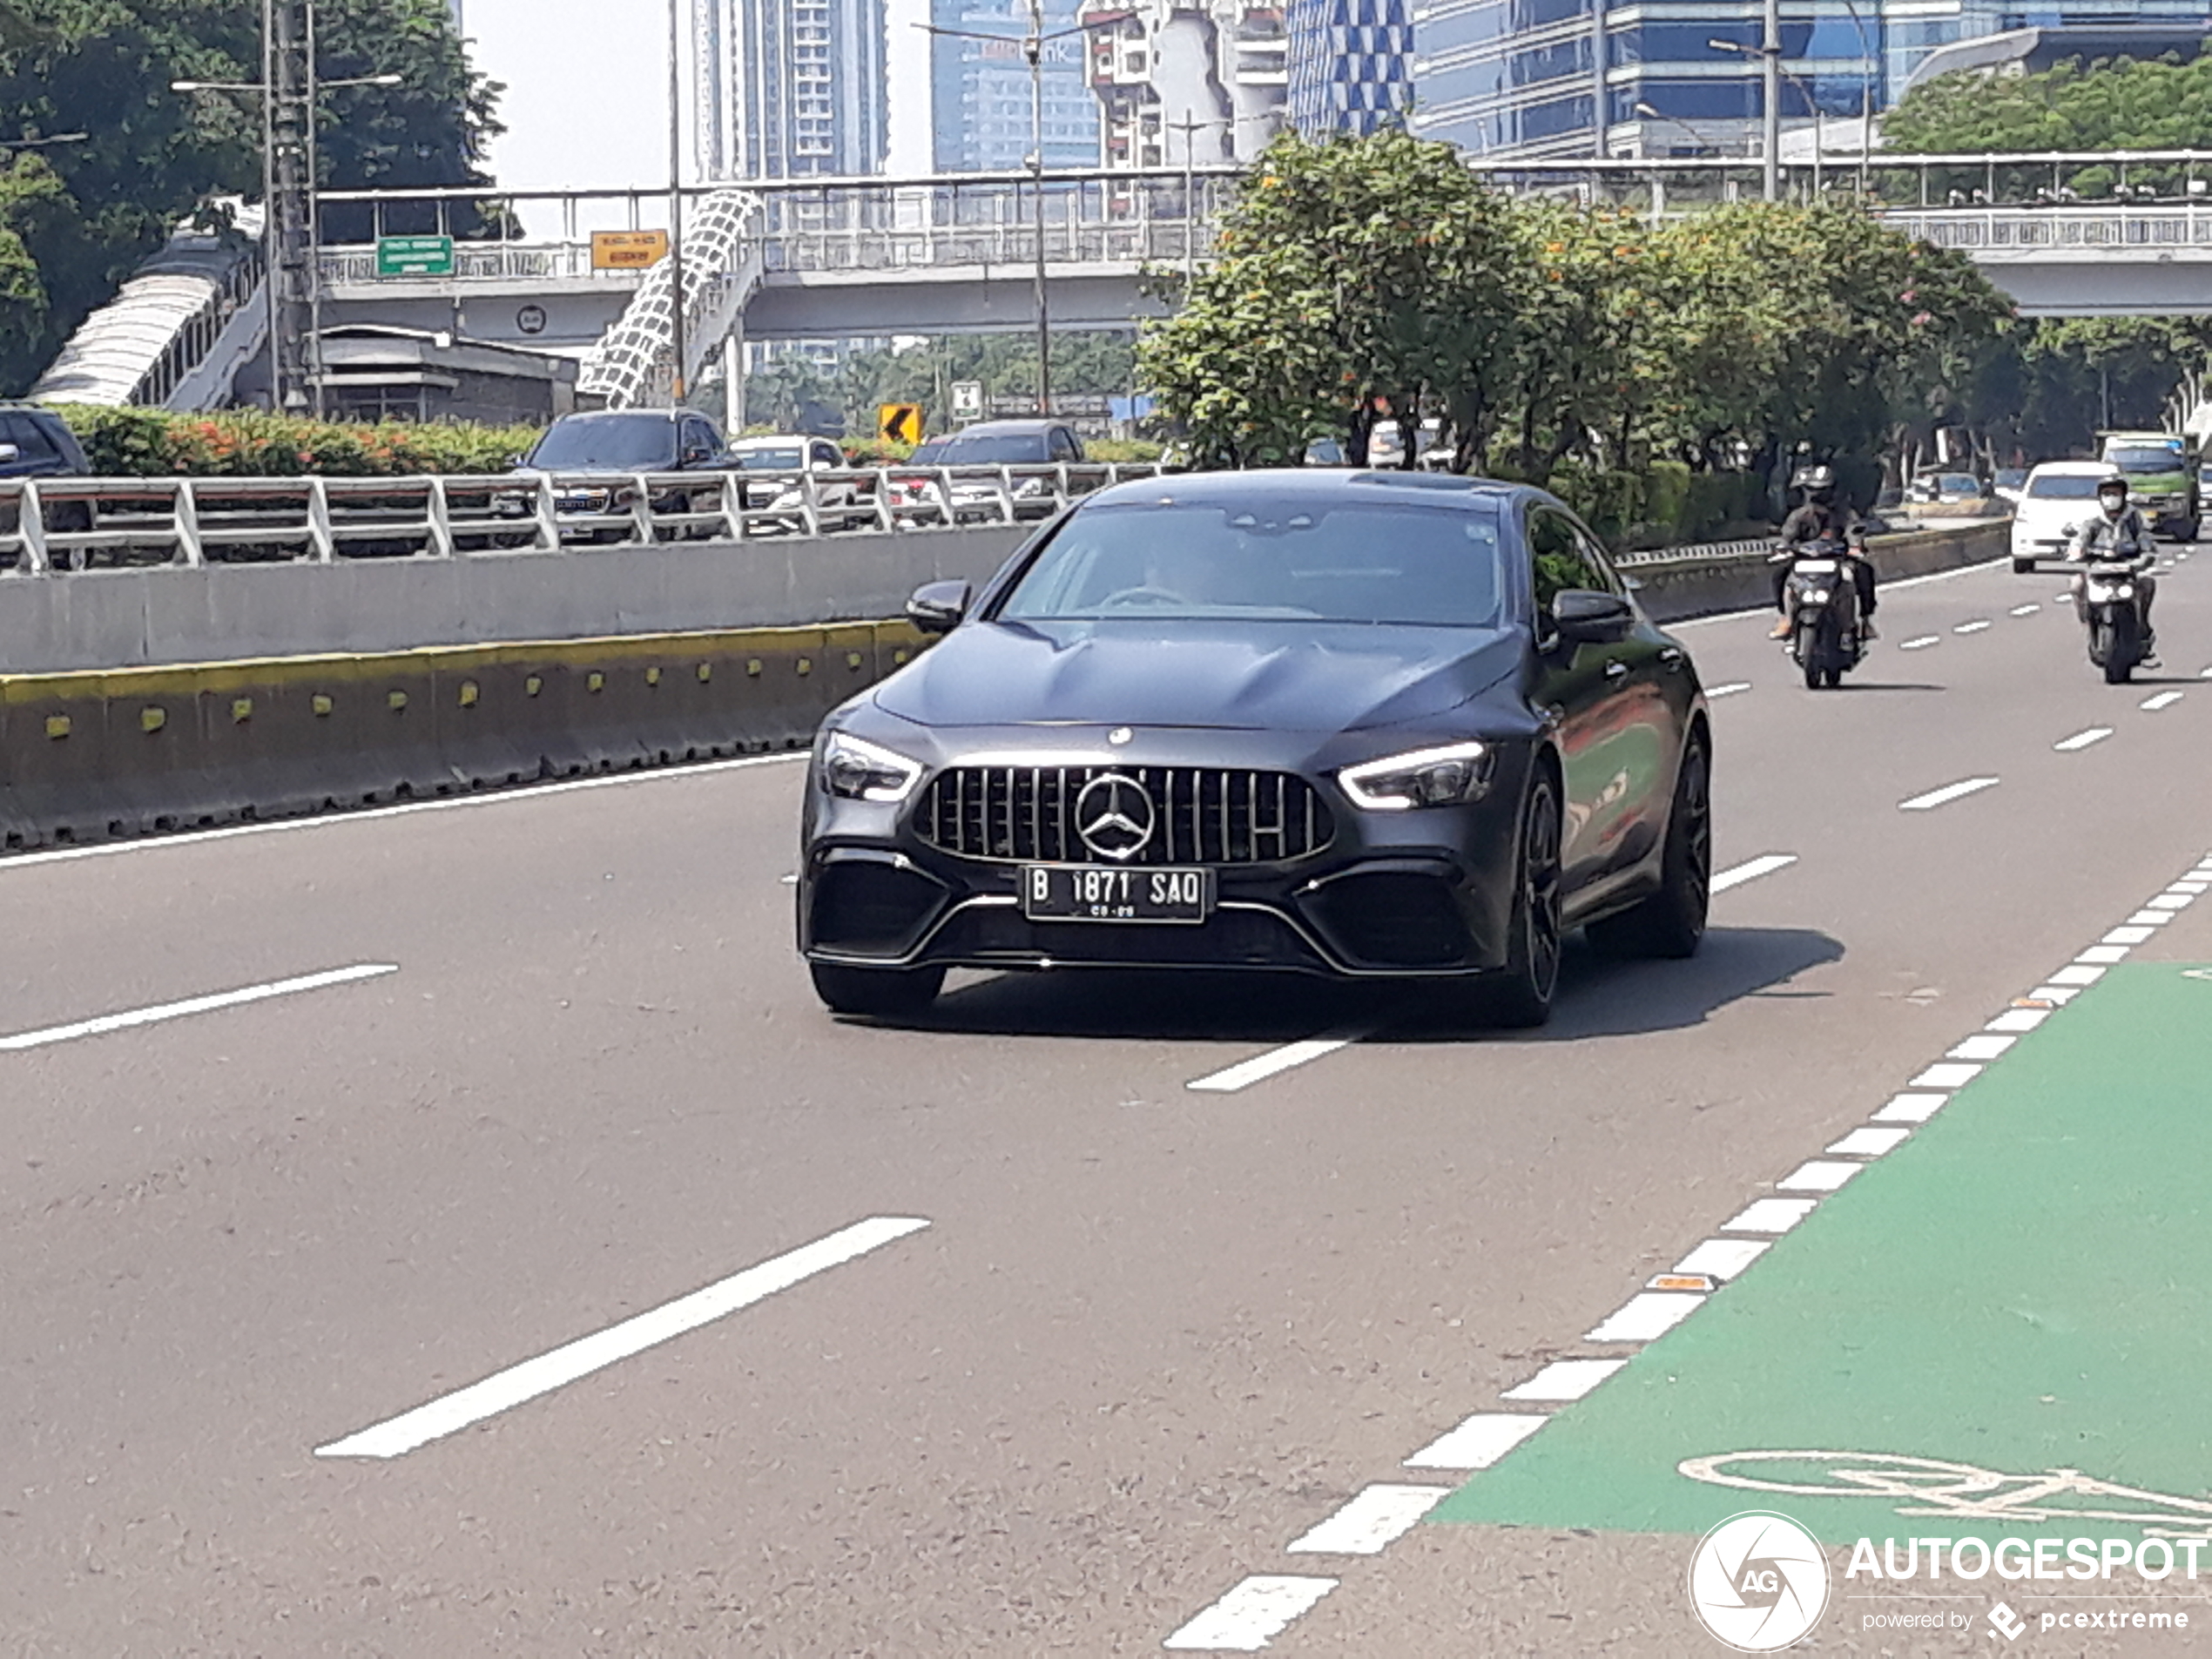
{"left": 1680, "top": 1451, "right": 2212, "bottom": 1536}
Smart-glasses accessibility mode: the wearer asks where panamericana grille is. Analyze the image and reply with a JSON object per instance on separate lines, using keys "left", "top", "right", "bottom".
{"left": 918, "top": 766, "right": 1332, "bottom": 865}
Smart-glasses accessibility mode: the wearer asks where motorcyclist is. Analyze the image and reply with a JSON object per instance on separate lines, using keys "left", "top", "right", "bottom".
{"left": 1769, "top": 463, "right": 1878, "bottom": 641}
{"left": 2067, "top": 471, "right": 2159, "bottom": 664}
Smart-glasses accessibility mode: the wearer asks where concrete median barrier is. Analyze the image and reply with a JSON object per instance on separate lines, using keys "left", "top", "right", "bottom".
{"left": 0, "top": 620, "right": 927, "bottom": 851}
{"left": 1626, "top": 521, "right": 2008, "bottom": 623}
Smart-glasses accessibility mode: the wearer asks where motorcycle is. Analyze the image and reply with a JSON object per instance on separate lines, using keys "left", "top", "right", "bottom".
{"left": 2078, "top": 558, "right": 2152, "bottom": 684}
{"left": 1778, "top": 532, "right": 1869, "bottom": 690}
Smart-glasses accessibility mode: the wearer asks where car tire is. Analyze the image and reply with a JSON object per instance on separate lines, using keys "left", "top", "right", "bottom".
{"left": 1477, "top": 772, "right": 1564, "bottom": 1029}
{"left": 809, "top": 961, "right": 945, "bottom": 1018}
{"left": 1588, "top": 734, "right": 1711, "bottom": 962}
{"left": 2012, "top": 557, "right": 2035, "bottom": 575}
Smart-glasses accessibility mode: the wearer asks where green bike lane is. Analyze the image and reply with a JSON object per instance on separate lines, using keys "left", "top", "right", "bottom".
{"left": 1412, "top": 863, "right": 2212, "bottom": 1642}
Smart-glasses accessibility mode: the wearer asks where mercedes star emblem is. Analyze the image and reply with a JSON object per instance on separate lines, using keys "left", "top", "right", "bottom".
{"left": 1108, "top": 726, "right": 1134, "bottom": 746}
{"left": 1074, "top": 772, "right": 1156, "bottom": 861}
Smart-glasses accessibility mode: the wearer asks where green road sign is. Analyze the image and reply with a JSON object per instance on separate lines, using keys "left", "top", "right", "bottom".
{"left": 375, "top": 235, "right": 455, "bottom": 278}
{"left": 1434, "top": 961, "right": 2212, "bottom": 1549}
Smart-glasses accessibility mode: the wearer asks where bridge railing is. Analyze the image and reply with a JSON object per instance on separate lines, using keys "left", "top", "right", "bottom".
{"left": 1879, "top": 205, "right": 2212, "bottom": 250}
{"left": 0, "top": 465, "right": 1168, "bottom": 572}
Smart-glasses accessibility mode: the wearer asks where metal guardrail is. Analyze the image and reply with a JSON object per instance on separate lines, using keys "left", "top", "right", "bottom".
{"left": 0, "top": 465, "right": 1167, "bottom": 574}
{"left": 1885, "top": 206, "right": 2212, "bottom": 251}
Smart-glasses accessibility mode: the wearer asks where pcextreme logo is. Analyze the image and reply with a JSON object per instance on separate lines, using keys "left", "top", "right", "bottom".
{"left": 1688, "top": 1511, "right": 1833, "bottom": 1651}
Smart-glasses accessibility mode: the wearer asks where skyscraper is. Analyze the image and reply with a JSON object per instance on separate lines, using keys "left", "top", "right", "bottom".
{"left": 1080, "top": 0, "right": 1287, "bottom": 169}
{"left": 1286, "top": 0, "right": 1412, "bottom": 136}
{"left": 699, "top": 0, "right": 892, "bottom": 179}
{"left": 929, "top": 0, "right": 1102, "bottom": 172}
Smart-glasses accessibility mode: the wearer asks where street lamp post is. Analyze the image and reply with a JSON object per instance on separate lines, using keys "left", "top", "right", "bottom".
{"left": 1833, "top": 0, "right": 1878, "bottom": 192}
{"left": 669, "top": 0, "right": 687, "bottom": 405}
{"left": 1706, "top": 30, "right": 1783, "bottom": 200}
{"left": 174, "top": 0, "right": 400, "bottom": 416}
{"left": 917, "top": 8, "right": 1119, "bottom": 418}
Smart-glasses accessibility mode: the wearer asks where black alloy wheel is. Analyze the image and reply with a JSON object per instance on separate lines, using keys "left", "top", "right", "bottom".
{"left": 1588, "top": 735, "right": 1711, "bottom": 961}
{"left": 1480, "top": 773, "right": 1564, "bottom": 1028}
{"left": 810, "top": 961, "right": 947, "bottom": 1019}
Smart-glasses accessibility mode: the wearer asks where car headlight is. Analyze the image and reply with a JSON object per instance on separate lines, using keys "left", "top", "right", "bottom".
{"left": 819, "top": 730, "right": 923, "bottom": 804}
{"left": 1338, "top": 741, "right": 1492, "bottom": 811}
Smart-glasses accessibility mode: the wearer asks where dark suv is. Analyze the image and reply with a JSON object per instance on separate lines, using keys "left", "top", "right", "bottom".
{"left": 509, "top": 409, "right": 734, "bottom": 542}
{"left": 0, "top": 406, "right": 93, "bottom": 562}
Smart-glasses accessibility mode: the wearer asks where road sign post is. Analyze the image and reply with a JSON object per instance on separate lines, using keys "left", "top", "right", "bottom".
{"left": 879, "top": 403, "right": 923, "bottom": 446}
{"left": 374, "top": 235, "right": 455, "bottom": 279}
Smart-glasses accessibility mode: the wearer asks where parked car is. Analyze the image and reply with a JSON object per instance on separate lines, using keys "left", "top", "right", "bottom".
{"left": 798, "top": 469, "right": 1714, "bottom": 1027}
{"left": 726, "top": 434, "right": 877, "bottom": 532}
{"left": 1907, "top": 470, "right": 1990, "bottom": 505}
{"left": 889, "top": 419, "right": 1086, "bottom": 524}
{"left": 2009, "top": 459, "right": 2113, "bottom": 572}
{"left": 1993, "top": 466, "right": 2028, "bottom": 504}
{"left": 508, "top": 409, "right": 734, "bottom": 542}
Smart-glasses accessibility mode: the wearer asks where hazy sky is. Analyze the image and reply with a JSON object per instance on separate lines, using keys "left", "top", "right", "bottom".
{"left": 467, "top": 0, "right": 933, "bottom": 193}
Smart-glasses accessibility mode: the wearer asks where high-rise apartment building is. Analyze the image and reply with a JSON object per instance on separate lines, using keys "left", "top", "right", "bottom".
{"left": 698, "top": 0, "right": 890, "bottom": 179}
{"left": 1078, "top": 0, "right": 1288, "bottom": 170}
{"left": 1286, "top": 0, "right": 1412, "bottom": 136}
{"left": 930, "top": 0, "right": 1103, "bottom": 172}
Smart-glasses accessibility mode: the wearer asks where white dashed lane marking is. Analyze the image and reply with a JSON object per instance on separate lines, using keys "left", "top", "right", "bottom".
{"left": 1707, "top": 682, "right": 1752, "bottom": 698}
{"left": 314, "top": 1217, "right": 931, "bottom": 1459}
{"left": 1585, "top": 1292, "right": 1703, "bottom": 1343}
{"left": 1186, "top": 1032, "right": 1365, "bottom": 1094}
{"left": 0, "top": 963, "right": 397, "bottom": 1053}
{"left": 1954, "top": 620, "right": 1993, "bottom": 634}
{"left": 1163, "top": 1576, "right": 1339, "bottom": 1652}
{"left": 1285, "top": 1486, "right": 1452, "bottom": 1556}
{"left": 1722, "top": 1197, "right": 1820, "bottom": 1233}
{"left": 1403, "top": 1413, "right": 1549, "bottom": 1471}
{"left": 2054, "top": 728, "right": 2114, "bottom": 752}
{"left": 1899, "top": 777, "right": 2000, "bottom": 811}
{"left": 1900, "top": 636, "right": 1941, "bottom": 651}
{"left": 1500, "top": 1359, "right": 1625, "bottom": 1402}
{"left": 1712, "top": 853, "right": 1796, "bottom": 892}
{"left": 2010, "top": 604, "right": 2041, "bottom": 617}
{"left": 2143, "top": 691, "right": 2185, "bottom": 711}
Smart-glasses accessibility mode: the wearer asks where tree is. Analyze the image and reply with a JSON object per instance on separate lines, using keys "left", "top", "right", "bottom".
{"left": 0, "top": 0, "right": 500, "bottom": 394}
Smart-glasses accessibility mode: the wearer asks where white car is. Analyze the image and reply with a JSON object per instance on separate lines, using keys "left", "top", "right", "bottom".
{"left": 2011, "top": 460, "right": 2112, "bottom": 573}
{"left": 727, "top": 435, "right": 877, "bottom": 532}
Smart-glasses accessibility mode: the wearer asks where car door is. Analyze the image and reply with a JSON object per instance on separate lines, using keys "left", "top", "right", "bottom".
{"left": 1562, "top": 513, "right": 1686, "bottom": 877}
{"left": 1526, "top": 504, "right": 1629, "bottom": 892}
{"left": 811, "top": 440, "right": 849, "bottom": 510}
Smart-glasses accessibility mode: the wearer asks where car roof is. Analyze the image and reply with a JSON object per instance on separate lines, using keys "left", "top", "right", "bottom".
{"left": 552, "top": 408, "right": 684, "bottom": 424}
{"left": 944, "top": 419, "right": 1063, "bottom": 436}
{"left": 2028, "top": 460, "right": 2116, "bottom": 476}
{"left": 1083, "top": 468, "right": 1526, "bottom": 511}
{"left": 726, "top": 434, "right": 820, "bottom": 448}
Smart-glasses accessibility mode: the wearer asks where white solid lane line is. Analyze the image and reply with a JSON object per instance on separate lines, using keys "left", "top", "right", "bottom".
{"left": 0, "top": 963, "right": 397, "bottom": 1053}
{"left": 314, "top": 1216, "right": 930, "bottom": 1459}
{"left": 2054, "top": 728, "right": 2114, "bottom": 752}
{"left": 1954, "top": 620, "right": 1993, "bottom": 634}
{"left": 1898, "top": 777, "right": 2000, "bottom": 812}
{"left": 1900, "top": 636, "right": 1941, "bottom": 651}
{"left": 1707, "top": 682, "right": 1752, "bottom": 698}
{"left": 1403, "top": 1412, "right": 1548, "bottom": 1471}
{"left": 1186, "top": 1031, "right": 1365, "bottom": 1094}
{"left": 1713, "top": 853, "right": 1797, "bottom": 893}
{"left": 0, "top": 752, "right": 806, "bottom": 875}
{"left": 1163, "top": 1577, "right": 1339, "bottom": 1652}
{"left": 2010, "top": 604, "right": 2041, "bottom": 617}
{"left": 2143, "top": 691, "right": 2186, "bottom": 711}
{"left": 1285, "top": 1485, "right": 1453, "bottom": 1555}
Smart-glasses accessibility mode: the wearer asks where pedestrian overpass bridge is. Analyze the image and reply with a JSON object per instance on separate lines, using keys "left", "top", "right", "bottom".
{"left": 36, "top": 153, "right": 2212, "bottom": 414}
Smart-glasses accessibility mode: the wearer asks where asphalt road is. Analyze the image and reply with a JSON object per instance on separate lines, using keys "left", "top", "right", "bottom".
{"left": 5, "top": 548, "right": 2212, "bottom": 1656}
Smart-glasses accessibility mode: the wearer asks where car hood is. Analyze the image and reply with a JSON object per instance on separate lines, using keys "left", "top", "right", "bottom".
{"left": 873, "top": 618, "right": 1524, "bottom": 732}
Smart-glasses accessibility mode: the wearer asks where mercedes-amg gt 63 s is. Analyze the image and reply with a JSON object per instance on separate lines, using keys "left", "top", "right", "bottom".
{"left": 796, "top": 469, "right": 1713, "bottom": 1026}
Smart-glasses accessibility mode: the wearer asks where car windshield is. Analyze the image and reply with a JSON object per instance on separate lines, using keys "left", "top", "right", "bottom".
{"left": 2027, "top": 474, "right": 2104, "bottom": 500}
{"left": 527, "top": 418, "right": 676, "bottom": 469}
{"left": 911, "top": 433, "right": 1051, "bottom": 465}
{"left": 2107, "top": 444, "right": 2183, "bottom": 475}
{"left": 733, "top": 448, "right": 806, "bottom": 470}
{"left": 995, "top": 496, "right": 1507, "bottom": 627}
{"left": 1940, "top": 475, "right": 1980, "bottom": 493}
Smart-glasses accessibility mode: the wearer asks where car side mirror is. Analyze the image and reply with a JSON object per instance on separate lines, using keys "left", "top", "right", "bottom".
{"left": 907, "top": 580, "right": 971, "bottom": 636}
{"left": 1552, "top": 589, "right": 1634, "bottom": 646}
{"left": 0, "top": 443, "right": 21, "bottom": 463}
{"left": 681, "top": 446, "right": 713, "bottom": 467}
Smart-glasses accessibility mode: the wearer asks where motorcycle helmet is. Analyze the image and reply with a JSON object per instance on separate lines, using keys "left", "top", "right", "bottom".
{"left": 2096, "top": 471, "right": 2131, "bottom": 513}
{"left": 1790, "top": 462, "right": 1837, "bottom": 506}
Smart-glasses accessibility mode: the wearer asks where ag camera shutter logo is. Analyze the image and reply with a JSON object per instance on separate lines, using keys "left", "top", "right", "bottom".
{"left": 1688, "top": 1510, "right": 1831, "bottom": 1650}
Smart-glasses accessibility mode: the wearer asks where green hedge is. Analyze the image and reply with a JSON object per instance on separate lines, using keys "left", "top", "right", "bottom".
{"left": 52, "top": 407, "right": 543, "bottom": 477}
{"left": 1542, "top": 462, "right": 1764, "bottom": 550}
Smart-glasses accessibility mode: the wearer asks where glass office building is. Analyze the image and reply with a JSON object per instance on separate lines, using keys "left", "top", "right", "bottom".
{"left": 1411, "top": 0, "right": 2212, "bottom": 162}
{"left": 931, "top": 0, "right": 1104, "bottom": 172}
{"left": 699, "top": 0, "right": 891, "bottom": 179}
{"left": 1287, "top": 0, "right": 1415, "bottom": 135}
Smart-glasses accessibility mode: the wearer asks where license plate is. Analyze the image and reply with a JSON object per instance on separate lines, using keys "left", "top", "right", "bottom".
{"left": 1020, "top": 864, "right": 1212, "bottom": 924}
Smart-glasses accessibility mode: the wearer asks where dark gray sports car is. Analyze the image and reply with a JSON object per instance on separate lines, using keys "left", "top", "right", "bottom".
{"left": 796, "top": 470, "right": 1712, "bottom": 1025}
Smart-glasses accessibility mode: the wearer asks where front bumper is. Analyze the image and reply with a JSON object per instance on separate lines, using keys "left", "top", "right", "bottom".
{"left": 798, "top": 746, "right": 1536, "bottom": 980}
